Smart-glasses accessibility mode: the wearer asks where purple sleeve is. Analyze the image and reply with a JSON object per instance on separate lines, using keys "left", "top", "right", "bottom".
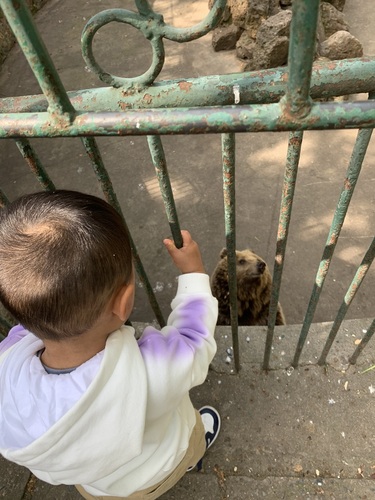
{"left": 136, "top": 274, "right": 218, "bottom": 418}
{"left": 0, "top": 324, "right": 28, "bottom": 355}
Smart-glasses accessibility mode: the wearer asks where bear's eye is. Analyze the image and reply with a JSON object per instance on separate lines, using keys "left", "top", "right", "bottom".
{"left": 238, "top": 259, "right": 246, "bottom": 265}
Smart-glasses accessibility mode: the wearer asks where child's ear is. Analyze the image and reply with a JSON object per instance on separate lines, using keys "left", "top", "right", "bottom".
{"left": 112, "top": 283, "right": 134, "bottom": 322}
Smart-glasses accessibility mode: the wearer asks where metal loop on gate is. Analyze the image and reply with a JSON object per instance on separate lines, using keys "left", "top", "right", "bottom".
{"left": 81, "top": 0, "right": 227, "bottom": 89}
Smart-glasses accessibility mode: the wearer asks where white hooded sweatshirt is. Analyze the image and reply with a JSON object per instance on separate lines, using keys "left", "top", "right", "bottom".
{"left": 0, "top": 273, "right": 218, "bottom": 497}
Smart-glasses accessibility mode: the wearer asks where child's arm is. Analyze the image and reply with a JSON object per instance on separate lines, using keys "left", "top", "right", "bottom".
{"left": 138, "top": 231, "right": 218, "bottom": 417}
{"left": 163, "top": 230, "right": 205, "bottom": 275}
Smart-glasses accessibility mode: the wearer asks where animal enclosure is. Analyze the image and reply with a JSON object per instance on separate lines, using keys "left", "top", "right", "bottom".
{"left": 0, "top": 0, "right": 374, "bottom": 371}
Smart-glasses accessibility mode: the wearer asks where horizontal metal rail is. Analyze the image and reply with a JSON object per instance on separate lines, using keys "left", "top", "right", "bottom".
{"left": 1, "top": 57, "right": 375, "bottom": 113}
{"left": 1, "top": 99, "right": 375, "bottom": 138}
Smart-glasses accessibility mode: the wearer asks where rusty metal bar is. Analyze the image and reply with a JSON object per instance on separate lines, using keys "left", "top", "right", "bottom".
{"left": 282, "top": 0, "right": 319, "bottom": 117}
{"left": 0, "top": 189, "right": 9, "bottom": 208}
{"left": 2, "top": 57, "right": 374, "bottom": 114}
{"left": 0, "top": 316, "right": 14, "bottom": 340}
{"left": 349, "top": 318, "right": 375, "bottom": 365}
{"left": 81, "top": 137, "right": 166, "bottom": 327}
{"left": 147, "top": 136, "right": 183, "bottom": 249}
{"left": 292, "top": 127, "right": 373, "bottom": 367}
{"left": 222, "top": 132, "right": 239, "bottom": 372}
{"left": 14, "top": 139, "right": 55, "bottom": 191}
{"left": 0, "top": 0, "right": 75, "bottom": 121}
{"left": 318, "top": 236, "right": 375, "bottom": 365}
{"left": 1, "top": 99, "right": 375, "bottom": 139}
{"left": 263, "top": 131, "right": 303, "bottom": 370}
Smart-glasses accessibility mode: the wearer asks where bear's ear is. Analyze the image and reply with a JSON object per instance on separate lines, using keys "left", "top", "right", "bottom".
{"left": 220, "top": 248, "right": 228, "bottom": 259}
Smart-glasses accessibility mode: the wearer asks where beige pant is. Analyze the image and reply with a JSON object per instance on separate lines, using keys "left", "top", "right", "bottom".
{"left": 76, "top": 410, "right": 205, "bottom": 500}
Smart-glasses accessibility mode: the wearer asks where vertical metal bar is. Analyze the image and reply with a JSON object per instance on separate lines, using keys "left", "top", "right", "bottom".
{"left": 0, "top": 316, "right": 13, "bottom": 336}
{"left": 293, "top": 127, "right": 373, "bottom": 367}
{"left": 282, "top": 0, "right": 320, "bottom": 117}
{"left": 147, "top": 136, "right": 183, "bottom": 249}
{"left": 222, "top": 132, "right": 239, "bottom": 371}
{"left": 81, "top": 137, "right": 166, "bottom": 327}
{"left": 135, "top": 0, "right": 152, "bottom": 15}
{"left": 0, "top": 0, "right": 75, "bottom": 120}
{"left": 15, "top": 139, "right": 55, "bottom": 191}
{"left": 0, "top": 189, "right": 9, "bottom": 208}
{"left": 318, "top": 236, "right": 375, "bottom": 365}
{"left": 263, "top": 131, "right": 303, "bottom": 370}
{"left": 349, "top": 318, "right": 375, "bottom": 365}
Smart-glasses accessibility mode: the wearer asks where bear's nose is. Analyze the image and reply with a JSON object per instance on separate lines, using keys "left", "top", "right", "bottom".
{"left": 257, "top": 261, "right": 266, "bottom": 273}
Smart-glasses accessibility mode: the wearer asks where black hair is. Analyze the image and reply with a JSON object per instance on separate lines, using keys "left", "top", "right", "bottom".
{"left": 0, "top": 190, "right": 132, "bottom": 340}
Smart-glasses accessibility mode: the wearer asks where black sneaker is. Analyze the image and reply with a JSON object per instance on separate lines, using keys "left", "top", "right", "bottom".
{"left": 199, "top": 406, "right": 221, "bottom": 449}
{"left": 187, "top": 406, "right": 221, "bottom": 472}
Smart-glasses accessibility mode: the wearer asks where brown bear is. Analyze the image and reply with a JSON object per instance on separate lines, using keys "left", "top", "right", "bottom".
{"left": 211, "top": 248, "right": 285, "bottom": 326}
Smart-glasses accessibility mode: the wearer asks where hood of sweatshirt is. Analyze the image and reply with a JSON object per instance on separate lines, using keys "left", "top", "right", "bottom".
{"left": 0, "top": 327, "right": 147, "bottom": 485}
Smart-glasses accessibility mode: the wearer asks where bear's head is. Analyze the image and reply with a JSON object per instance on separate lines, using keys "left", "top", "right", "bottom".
{"left": 211, "top": 248, "right": 272, "bottom": 307}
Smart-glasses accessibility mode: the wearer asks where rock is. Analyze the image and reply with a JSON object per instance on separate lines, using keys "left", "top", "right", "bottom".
{"left": 212, "top": 24, "right": 242, "bottom": 52}
{"left": 227, "top": 0, "right": 249, "bottom": 28}
{"left": 325, "top": 0, "right": 346, "bottom": 12}
{"left": 320, "top": 30, "right": 363, "bottom": 60}
{"left": 236, "top": 31, "right": 256, "bottom": 60}
{"left": 223, "top": 0, "right": 281, "bottom": 36}
{"left": 256, "top": 9, "right": 292, "bottom": 45}
{"left": 241, "top": 9, "right": 292, "bottom": 70}
{"left": 245, "top": 0, "right": 279, "bottom": 38}
{"left": 253, "top": 35, "right": 289, "bottom": 68}
{"left": 320, "top": 2, "right": 349, "bottom": 38}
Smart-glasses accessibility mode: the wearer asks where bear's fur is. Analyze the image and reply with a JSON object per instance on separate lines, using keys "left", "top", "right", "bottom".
{"left": 211, "top": 248, "right": 285, "bottom": 326}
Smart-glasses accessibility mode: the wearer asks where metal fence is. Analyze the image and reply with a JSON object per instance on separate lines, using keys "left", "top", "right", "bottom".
{"left": 0, "top": 0, "right": 374, "bottom": 371}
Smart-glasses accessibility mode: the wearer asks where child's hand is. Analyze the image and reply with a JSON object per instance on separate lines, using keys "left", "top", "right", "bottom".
{"left": 163, "top": 230, "right": 205, "bottom": 274}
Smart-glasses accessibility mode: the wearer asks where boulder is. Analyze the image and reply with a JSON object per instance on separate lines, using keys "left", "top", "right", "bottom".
{"left": 244, "top": 0, "right": 281, "bottom": 38}
{"left": 320, "top": 2, "right": 349, "bottom": 38}
{"left": 212, "top": 23, "right": 242, "bottom": 51}
{"left": 236, "top": 31, "right": 256, "bottom": 60}
{"left": 320, "top": 30, "right": 363, "bottom": 60}
{"left": 256, "top": 9, "right": 292, "bottom": 45}
{"left": 324, "top": 0, "right": 346, "bottom": 12}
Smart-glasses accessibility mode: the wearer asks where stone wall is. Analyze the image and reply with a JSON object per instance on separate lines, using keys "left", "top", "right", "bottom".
{"left": 210, "top": 0, "right": 363, "bottom": 70}
{"left": 0, "top": 0, "right": 49, "bottom": 65}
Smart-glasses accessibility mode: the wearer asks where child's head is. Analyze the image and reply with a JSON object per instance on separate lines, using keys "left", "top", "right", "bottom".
{"left": 0, "top": 190, "right": 133, "bottom": 341}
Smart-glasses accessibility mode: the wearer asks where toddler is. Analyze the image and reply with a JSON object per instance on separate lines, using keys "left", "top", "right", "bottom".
{"left": 0, "top": 190, "right": 220, "bottom": 499}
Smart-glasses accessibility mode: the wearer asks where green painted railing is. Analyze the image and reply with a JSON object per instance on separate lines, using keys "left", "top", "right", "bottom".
{"left": 0, "top": 0, "right": 374, "bottom": 369}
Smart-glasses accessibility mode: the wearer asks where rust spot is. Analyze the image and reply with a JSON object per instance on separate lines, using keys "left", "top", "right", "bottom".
{"left": 344, "top": 177, "right": 352, "bottom": 190}
{"left": 178, "top": 81, "right": 193, "bottom": 92}
{"left": 289, "top": 136, "right": 301, "bottom": 146}
{"left": 143, "top": 94, "right": 153, "bottom": 104}
{"left": 281, "top": 72, "right": 289, "bottom": 82}
{"left": 118, "top": 101, "right": 130, "bottom": 110}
